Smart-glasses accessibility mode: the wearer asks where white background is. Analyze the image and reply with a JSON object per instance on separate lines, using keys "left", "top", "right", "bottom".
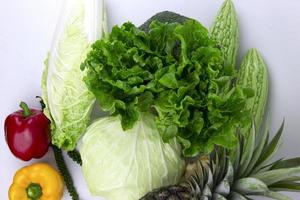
{"left": 1, "top": 0, "right": 300, "bottom": 199}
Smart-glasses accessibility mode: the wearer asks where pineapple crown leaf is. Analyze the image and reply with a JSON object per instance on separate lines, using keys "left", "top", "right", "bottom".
{"left": 237, "top": 123, "right": 256, "bottom": 177}
{"left": 270, "top": 157, "right": 300, "bottom": 170}
{"left": 265, "top": 191, "right": 292, "bottom": 200}
{"left": 243, "top": 120, "right": 270, "bottom": 176}
{"left": 232, "top": 177, "right": 269, "bottom": 196}
{"left": 253, "top": 166, "right": 300, "bottom": 186}
{"left": 270, "top": 181, "right": 300, "bottom": 192}
{"left": 253, "top": 121, "right": 285, "bottom": 172}
{"left": 194, "top": 120, "right": 300, "bottom": 199}
{"left": 141, "top": 120, "right": 300, "bottom": 200}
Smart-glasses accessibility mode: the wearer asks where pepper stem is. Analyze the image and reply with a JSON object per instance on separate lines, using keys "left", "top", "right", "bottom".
{"left": 26, "top": 183, "right": 43, "bottom": 200}
{"left": 19, "top": 101, "right": 32, "bottom": 117}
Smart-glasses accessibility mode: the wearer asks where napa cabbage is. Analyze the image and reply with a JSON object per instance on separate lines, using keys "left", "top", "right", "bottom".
{"left": 41, "top": 0, "right": 107, "bottom": 150}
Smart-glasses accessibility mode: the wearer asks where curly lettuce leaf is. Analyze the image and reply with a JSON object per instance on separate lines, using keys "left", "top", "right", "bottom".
{"left": 81, "top": 20, "right": 252, "bottom": 156}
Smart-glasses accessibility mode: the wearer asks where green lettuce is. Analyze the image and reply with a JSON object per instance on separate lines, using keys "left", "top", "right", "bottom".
{"left": 42, "top": 0, "right": 107, "bottom": 150}
{"left": 81, "top": 20, "right": 252, "bottom": 156}
{"left": 80, "top": 114, "right": 185, "bottom": 200}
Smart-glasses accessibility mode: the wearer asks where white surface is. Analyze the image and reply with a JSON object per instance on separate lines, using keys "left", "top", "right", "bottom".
{"left": 1, "top": 0, "right": 300, "bottom": 199}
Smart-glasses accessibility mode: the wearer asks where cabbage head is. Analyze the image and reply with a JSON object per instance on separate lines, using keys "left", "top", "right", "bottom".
{"left": 41, "top": 0, "right": 107, "bottom": 150}
{"left": 80, "top": 114, "right": 185, "bottom": 200}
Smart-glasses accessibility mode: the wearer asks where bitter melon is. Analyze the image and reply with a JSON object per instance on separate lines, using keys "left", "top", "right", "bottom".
{"left": 211, "top": 0, "right": 239, "bottom": 69}
{"left": 237, "top": 48, "right": 269, "bottom": 134}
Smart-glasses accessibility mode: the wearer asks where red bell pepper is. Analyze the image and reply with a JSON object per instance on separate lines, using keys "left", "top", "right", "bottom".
{"left": 4, "top": 102, "right": 51, "bottom": 161}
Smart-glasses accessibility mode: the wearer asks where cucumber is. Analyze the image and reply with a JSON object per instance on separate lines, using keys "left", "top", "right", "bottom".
{"left": 237, "top": 49, "right": 269, "bottom": 134}
{"left": 211, "top": 0, "right": 239, "bottom": 69}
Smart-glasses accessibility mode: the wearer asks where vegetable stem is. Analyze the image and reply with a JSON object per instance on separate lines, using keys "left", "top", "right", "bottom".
{"left": 26, "top": 183, "right": 42, "bottom": 200}
{"left": 36, "top": 96, "right": 46, "bottom": 109}
{"left": 52, "top": 145, "right": 79, "bottom": 200}
{"left": 67, "top": 150, "right": 82, "bottom": 166}
{"left": 19, "top": 101, "right": 32, "bottom": 117}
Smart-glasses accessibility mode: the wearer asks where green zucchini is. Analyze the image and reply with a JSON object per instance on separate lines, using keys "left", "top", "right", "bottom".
{"left": 237, "top": 48, "right": 269, "bottom": 134}
{"left": 211, "top": 0, "right": 239, "bottom": 69}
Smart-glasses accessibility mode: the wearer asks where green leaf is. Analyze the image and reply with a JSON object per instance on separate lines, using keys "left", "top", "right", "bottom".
{"left": 270, "top": 157, "right": 300, "bottom": 170}
{"left": 119, "top": 104, "right": 140, "bottom": 130}
{"left": 158, "top": 72, "right": 178, "bottom": 89}
{"left": 214, "top": 179, "right": 230, "bottom": 196}
{"left": 270, "top": 181, "right": 300, "bottom": 192}
{"left": 245, "top": 117, "right": 270, "bottom": 176}
{"left": 252, "top": 121, "right": 284, "bottom": 174}
{"left": 265, "top": 191, "right": 292, "bottom": 200}
{"left": 225, "top": 161, "right": 234, "bottom": 184}
{"left": 237, "top": 123, "right": 256, "bottom": 178}
{"left": 209, "top": 127, "right": 238, "bottom": 149}
{"left": 162, "top": 125, "right": 178, "bottom": 142}
{"left": 232, "top": 135, "right": 242, "bottom": 172}
{"left": 228, "top": 192, "right": 248, "bottom": 200}
{"left": 233, "top": 177, "right": 269, "bottom": 195}
{"left": 253, "top": 166, "right": 300, "bottom": 186}
{"left": 138, "top": 91, "right": 154, "bottom": 112}
{"left": 256, "top": 158, "right": 284, "bottom": 174}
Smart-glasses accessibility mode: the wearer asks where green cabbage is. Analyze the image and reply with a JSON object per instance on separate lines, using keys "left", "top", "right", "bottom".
{"left": 80, "top": 114, "right": 185, "bottom": 200}
{"left": 41, "top": 0, "right": 107, "bottom": 150}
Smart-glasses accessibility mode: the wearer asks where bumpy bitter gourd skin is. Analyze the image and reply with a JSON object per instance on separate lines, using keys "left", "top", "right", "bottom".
{"left": 211, "top": 0, "right": 239, "bottom": 69}
{"left": 237, "top": 48, "right": 269, "bottom": 134}
{"left": 211, "top": 1, "right": 268, "bottom": 134}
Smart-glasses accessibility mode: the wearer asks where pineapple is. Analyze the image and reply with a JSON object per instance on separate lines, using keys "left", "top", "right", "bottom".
{"left": 141, "top": 122, "right": 300, "bottom": 200}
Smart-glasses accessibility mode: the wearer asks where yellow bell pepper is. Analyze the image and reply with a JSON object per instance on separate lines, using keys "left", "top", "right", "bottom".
{"left": 8, "top": 163, "right": 64, "bottom": 200}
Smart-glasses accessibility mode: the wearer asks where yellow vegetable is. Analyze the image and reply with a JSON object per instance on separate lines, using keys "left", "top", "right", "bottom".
{"left": 8, "top": 163, "right": 64, "bottom": 200}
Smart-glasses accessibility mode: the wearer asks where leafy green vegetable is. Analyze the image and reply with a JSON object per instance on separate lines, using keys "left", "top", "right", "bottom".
{"left": 80, "top": 114, "right": 185, "bottom": 200}
{"left": 81, "top": 20, "right": 252, "bottom": 156}
{"left": 41, "top": 0, "right": 107, "bottom": 150}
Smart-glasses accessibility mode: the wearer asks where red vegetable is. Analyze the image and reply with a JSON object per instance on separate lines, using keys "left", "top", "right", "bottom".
{"left": 4, "top": 102, "right": 50, "bottom": 161}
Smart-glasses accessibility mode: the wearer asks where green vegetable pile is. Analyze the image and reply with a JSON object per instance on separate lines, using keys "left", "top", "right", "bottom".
{"left": 81, "top": 20, "right": 252, "bottom": 156}
{"left": 39, "top": 0, "right": 300, "bottom": 200}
